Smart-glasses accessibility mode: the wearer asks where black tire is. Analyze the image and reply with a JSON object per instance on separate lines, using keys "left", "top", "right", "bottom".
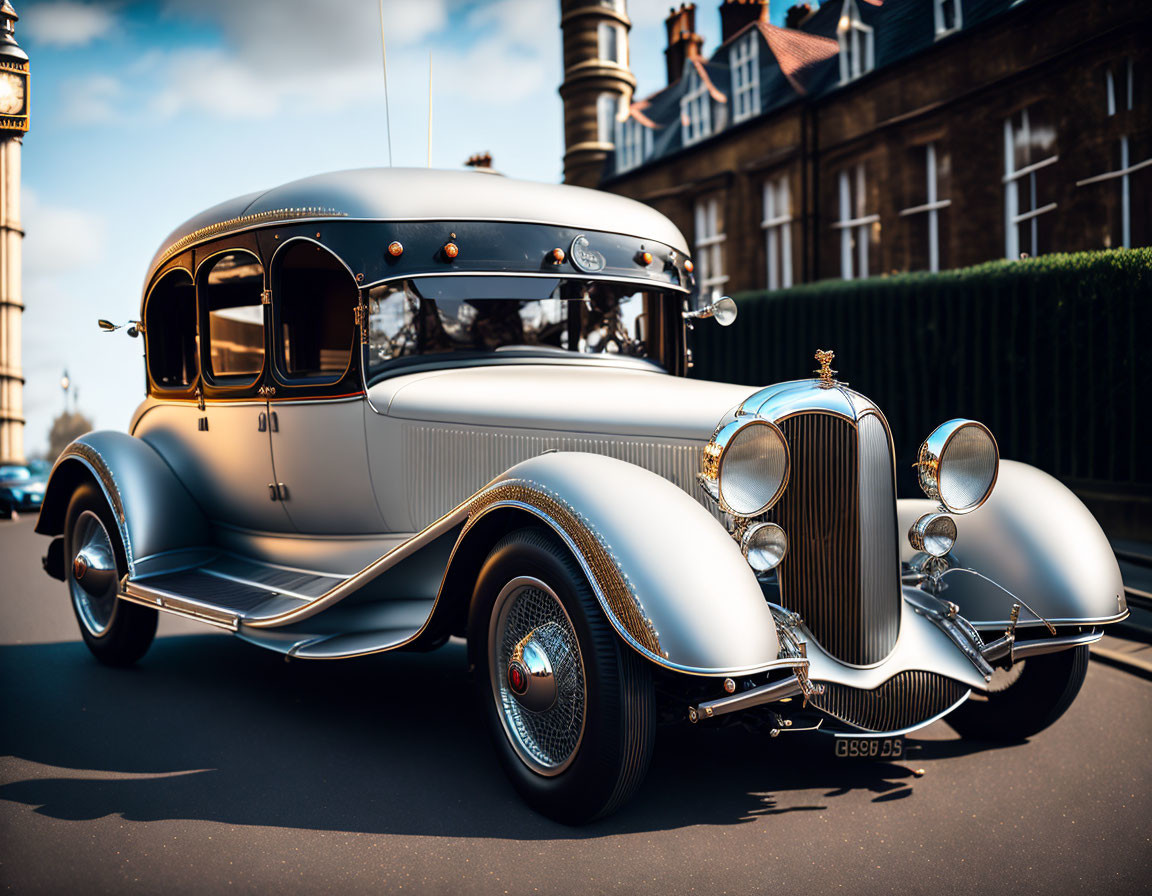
{"left": 64, "top": 482, "right": 157, "bottom": 666}
{"left": 946, "top": 645, "right": 1089, "bottom": 741}
{"left": 467, "top": 526, "right": 655, "bottom": 824}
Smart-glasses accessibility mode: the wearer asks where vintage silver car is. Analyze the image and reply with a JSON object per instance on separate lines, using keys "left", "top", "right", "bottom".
{"left": 36, "top": 168, "right": 1127, "bottom": 823}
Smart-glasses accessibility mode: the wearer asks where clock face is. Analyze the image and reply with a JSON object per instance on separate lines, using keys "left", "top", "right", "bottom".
{"left": 0, "top": 72, "right": 26, "bottom": 117}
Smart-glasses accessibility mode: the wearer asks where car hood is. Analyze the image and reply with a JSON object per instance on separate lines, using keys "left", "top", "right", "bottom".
{"left": 370, "top": 364, "right": 754, "bottom": 441}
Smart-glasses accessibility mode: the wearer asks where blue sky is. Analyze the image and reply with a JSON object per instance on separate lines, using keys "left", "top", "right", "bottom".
{"left": 17, "top": 0, "right": 788, "bottom": 455}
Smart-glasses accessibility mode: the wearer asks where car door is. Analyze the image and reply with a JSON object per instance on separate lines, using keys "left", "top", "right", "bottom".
{"left": 264, "top": 238, "right": 386, "bottom": 535}
{"left": 134, "top": 251, "right": 292, "bottom": 533}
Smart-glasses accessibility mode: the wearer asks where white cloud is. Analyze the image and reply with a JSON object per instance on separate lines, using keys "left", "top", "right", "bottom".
{"left": 20, "top": 1, "right": 117, "bottom": 47}
{"left": 22, "top": 190, "right": 108, "bottom": 280}
{"left": 57, "top": 73, "right": 124, "bottom": 125}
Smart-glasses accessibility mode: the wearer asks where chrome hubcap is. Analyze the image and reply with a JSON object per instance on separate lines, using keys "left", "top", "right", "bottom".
{"left": 69, "top": 510, "right": 119, "bottom": 637}
{"left": 489, "top": 576, "right": 585, "bottom": 776}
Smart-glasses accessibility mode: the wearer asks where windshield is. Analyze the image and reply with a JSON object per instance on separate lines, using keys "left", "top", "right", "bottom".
{"left": 365, "top": 276, "right": 682, "bottom": 383}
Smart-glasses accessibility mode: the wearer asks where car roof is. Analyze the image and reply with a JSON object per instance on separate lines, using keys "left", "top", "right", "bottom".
{"left": 147, "top": 167, "right": 691, "bottom": 281}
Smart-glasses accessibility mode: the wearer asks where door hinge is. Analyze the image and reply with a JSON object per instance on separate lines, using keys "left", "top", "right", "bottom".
{"left": 268, "top": 482, "right": 289, "bottom": 502}
{"left": 261, "top": 289, "right": 272, "bottom": 305}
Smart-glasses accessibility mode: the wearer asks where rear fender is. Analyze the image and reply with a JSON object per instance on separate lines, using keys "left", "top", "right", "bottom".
{"left": 35, "top": 431, "right": 209, "bottom": 577}
{"left": 898, "top": 460, "right": 1126, "bottom": 628}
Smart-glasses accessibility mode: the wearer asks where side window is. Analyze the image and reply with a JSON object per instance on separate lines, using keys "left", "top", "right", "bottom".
{"left": 145, "top": 268, "right": 197, "bottom": 390}
{"left": 273, "top": 241, "right": 358, "bottom": 382}
{"left": 200, "top": 251, "right": 266, "bottom": 381}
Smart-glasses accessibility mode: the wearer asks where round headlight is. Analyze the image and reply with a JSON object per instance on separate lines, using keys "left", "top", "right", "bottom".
{"left": 706, "top": 417, "right": 789, "bottom": 517}
{"left": 742, "top": 522, "right": 788, "bottom": 572}
{"left": 917, "top": 419, "right": 999, "bottom": 514}
{"left": 908, "top": 512, "right": 957, "bottom": 558}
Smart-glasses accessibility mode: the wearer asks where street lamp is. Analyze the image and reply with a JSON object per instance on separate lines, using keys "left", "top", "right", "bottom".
{"left": 60, "top": 370, "right": 70, "bottom": 413}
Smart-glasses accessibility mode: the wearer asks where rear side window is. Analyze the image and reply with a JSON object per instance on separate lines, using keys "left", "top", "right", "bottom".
{"left": 200, "top": 251, "right": 266, "bottom": 381}
{"left": 273, "top": 241, "right": 358, "bottom": 382}
{"left": 145, "top": 269, "right": 197, "bottom": 390}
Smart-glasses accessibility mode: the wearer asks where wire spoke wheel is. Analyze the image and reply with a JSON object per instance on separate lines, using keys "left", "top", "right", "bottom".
{"left": 489, "top": 576, "right": 587, "bottom": 775}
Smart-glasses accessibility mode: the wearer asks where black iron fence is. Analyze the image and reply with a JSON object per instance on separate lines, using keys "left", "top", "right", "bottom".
{"left": 689, "top": 248, "right": 1151, "bottom": 537}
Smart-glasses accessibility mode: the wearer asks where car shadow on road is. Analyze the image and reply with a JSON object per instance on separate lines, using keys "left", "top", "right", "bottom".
{"left": 0, "top": 635, "right": 1015, "bottom": 837}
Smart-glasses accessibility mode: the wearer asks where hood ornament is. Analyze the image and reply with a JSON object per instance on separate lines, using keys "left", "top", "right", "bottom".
{"left": 813, "top": 349, "right": 837, "bottom": 388}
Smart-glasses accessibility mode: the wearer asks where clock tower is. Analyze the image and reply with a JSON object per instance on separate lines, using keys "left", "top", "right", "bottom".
{"left": 0, "top": 0, "right": 28, "bottom": 464}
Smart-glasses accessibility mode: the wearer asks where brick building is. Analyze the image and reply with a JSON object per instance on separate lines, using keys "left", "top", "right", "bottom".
{"left": 558, "top": 0, "right": 1152, "bottom": 297}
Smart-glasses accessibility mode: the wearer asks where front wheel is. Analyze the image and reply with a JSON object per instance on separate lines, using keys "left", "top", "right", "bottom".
{"left": 468, "top": 527, "right": 655, "bottom": 824}
{"left": 64, "top": 482, "right": 157, "bottom": 666}
{"left": 946, "top": 645, "right": 1089, "bottom": 741}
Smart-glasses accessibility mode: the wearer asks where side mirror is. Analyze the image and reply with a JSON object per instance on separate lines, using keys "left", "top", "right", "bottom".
{"left": 97, "top": 319, "right": 141, "bottom": 338}
{"left": 683, "top": 296, "right": 738, "bottom": 327}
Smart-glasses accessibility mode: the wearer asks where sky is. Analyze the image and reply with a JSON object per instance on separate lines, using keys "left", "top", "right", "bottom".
{"left": 15, "top": 0, "right": 791, "bottom": 456}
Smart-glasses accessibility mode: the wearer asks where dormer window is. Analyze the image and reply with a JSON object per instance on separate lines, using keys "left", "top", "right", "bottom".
{"left": 681, "top": 64, "right": 712, "bottom": 146}
{"left": 616, "top": 116, "right": 654, "bottom": 173}
{"left": 731, "top": 30, "right": 760, "bottom": 124}
{"left": 837, "top": 0, "right": 874, "bottom": 84}
{"left": 934, "top": 0, "right": 962, "bottom": 38}
{"left": 598, "top": 21, "right": 626, "bottom": 65}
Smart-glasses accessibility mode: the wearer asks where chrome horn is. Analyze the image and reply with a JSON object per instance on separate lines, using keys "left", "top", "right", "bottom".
{"left": 683, "top": 296, "right": 737, "bottom": 327}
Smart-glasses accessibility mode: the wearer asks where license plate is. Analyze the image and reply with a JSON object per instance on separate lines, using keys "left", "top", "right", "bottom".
{"left": 833, "top": 735, "right": 904, "bottom": 760}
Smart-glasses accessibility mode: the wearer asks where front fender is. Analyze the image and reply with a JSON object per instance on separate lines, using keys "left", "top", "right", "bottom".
{"left": 475, "top": 452, "right": 783, "bottom": 677}
{"left": 898, "top": 460, "right": 1126, "bottom": 627}
{"left": 36, "top": 431, "right": 209, "bottom": 577}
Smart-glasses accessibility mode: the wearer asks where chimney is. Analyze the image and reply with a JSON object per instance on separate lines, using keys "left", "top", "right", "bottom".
{"left": 784, "top": 3, "right": 814, "bottom": 29}
{"left": 664, "top": 4, "right": 704, "bottom": 85}
{"left": 465, "top": 152, "right": 493, "bottom": 169}
{"left": 720, "top": 0, "right": 769, "bottom": 43}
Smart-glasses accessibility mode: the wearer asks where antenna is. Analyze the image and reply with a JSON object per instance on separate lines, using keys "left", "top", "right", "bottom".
{"left": 377, "top": 0, "right": 392, "bottom": 166}
{"left": 427, "top": 53, "right": 433, "bottom": 168}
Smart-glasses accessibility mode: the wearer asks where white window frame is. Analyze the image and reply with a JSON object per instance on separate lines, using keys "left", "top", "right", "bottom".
{"left": 681, "top": 65, "right": 712, "bottom": 146}
{"left": 898, "top": 143, "right": 952, "bottom": 272}
{"left": 1076, "top": 138, "right": 1152, "bottom": 249}
{"left": 833, "top": 164, "right": 877, "bottom": 279}
{"left": 731, "top": 30, "right": 761, "bottom": 124}
{"left": 597, "top": 21, "right": 626, "bottom": 65}
{"left": 694, "top": 197, "right": 728, "bottom": 300}
{"left": 762, "top": 177, "right": 793, "bottom": 290}
{"left": 615, "top": 115, "right": 654, "bottom": 173}
{"left": 1105, "top": 57, "right": 1135, "bottom": 116}
{"left": 1003, "top": 107, "right": 1058, "bottom": 259}
{"left": 838, "top": 0, "right": 874, "bottom": 84}
{"left": 933, "top": 0, "right": 963, "bottom": 38}
{"left": 597, "top": 93, "right": 620, "bottom": 145}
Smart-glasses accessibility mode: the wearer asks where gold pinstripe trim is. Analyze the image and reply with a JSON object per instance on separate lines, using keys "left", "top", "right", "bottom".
{"left": 465, "top": 481, "right": 664, "bottom": 657}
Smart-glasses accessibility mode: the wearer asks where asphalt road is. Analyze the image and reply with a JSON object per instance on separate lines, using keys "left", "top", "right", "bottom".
{"left": 1, "top": 516, "right": 1150, "bottom": 895}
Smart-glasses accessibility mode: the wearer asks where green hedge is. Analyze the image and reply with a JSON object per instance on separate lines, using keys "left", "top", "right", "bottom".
{"left": 689, "top": 248, "right": 1151, "bottom": 499}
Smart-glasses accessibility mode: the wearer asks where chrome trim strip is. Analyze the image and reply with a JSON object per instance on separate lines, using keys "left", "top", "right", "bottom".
{"left": 357, "top": 269, "right": 688, "bottom": 293}
{"left": 971, "top": 609, "right": 1129, "bottom": 628}
{"left": 118, "top": 584, "right": 239, "bottom": 631}
{"left": 1010, "top": 629, "right": 1103, "bottom": 660}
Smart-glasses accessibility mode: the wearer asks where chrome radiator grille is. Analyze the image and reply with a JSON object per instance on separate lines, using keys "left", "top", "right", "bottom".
{"left": 771, "top": 411, "right": 901, "bottom": 665}
{"left": 811, "top": 671, "right": 969, "bottom": 732}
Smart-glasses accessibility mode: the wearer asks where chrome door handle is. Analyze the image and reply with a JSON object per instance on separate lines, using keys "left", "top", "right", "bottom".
{"left": 258, "top": 412, "right": 267, "bottom": 432}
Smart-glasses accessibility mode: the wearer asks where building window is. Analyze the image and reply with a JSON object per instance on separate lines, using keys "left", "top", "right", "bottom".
{"left": 615, "top": 116, "right": 654, "bottom": 173}
{"left": 681, "top": 65, "right": 712, "bottom": 146}
{"left": 1105, "top": 57, "right": 1135, "bottom": 117}
{"left": 597, "top": 93, "right": 620, "bottom": 144}
{"left": 694, "top": 196, "right": 728, "bottom": 300}
{"left": 834, "top": 164, "right": 878, "bottom": 280}
{"left": 899, "top": 143, "right": 952, "bottom": 272}
{"left": 731, "top": 31, "right": 760, "bottom": 124}
{"left": 761, "top": 177, "right": 793, "bottom": 290}
{"left": 598, "top": 21, "right": 626, "bottom": 65}
{"left": 934, "top": 0, "right": 962, "bottom": 37}
{"left": 838, "top": 0, "right": 874, "bottom": 84}
{"left": 1003, "top": 104, "right": 1058, "bottom": 258}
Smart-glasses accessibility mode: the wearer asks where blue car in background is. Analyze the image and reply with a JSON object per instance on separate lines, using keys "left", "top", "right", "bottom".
{"left": 0, "top": 461, "right": 48, "bottom": 519}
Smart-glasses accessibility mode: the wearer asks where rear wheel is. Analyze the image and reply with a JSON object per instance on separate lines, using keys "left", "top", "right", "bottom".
{"left": 468, "top": 527, "right": 655, "bottom": 824}
{"left": 65, "top": 482, "right": 157, "bottom": 666}
{"left": 946, "top": 646, "right": 1089, "bottom": 741}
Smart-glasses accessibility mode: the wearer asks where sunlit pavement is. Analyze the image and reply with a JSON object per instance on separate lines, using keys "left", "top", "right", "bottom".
{"left": 1, "top": 517, "right": 1150, "bottom": 895}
